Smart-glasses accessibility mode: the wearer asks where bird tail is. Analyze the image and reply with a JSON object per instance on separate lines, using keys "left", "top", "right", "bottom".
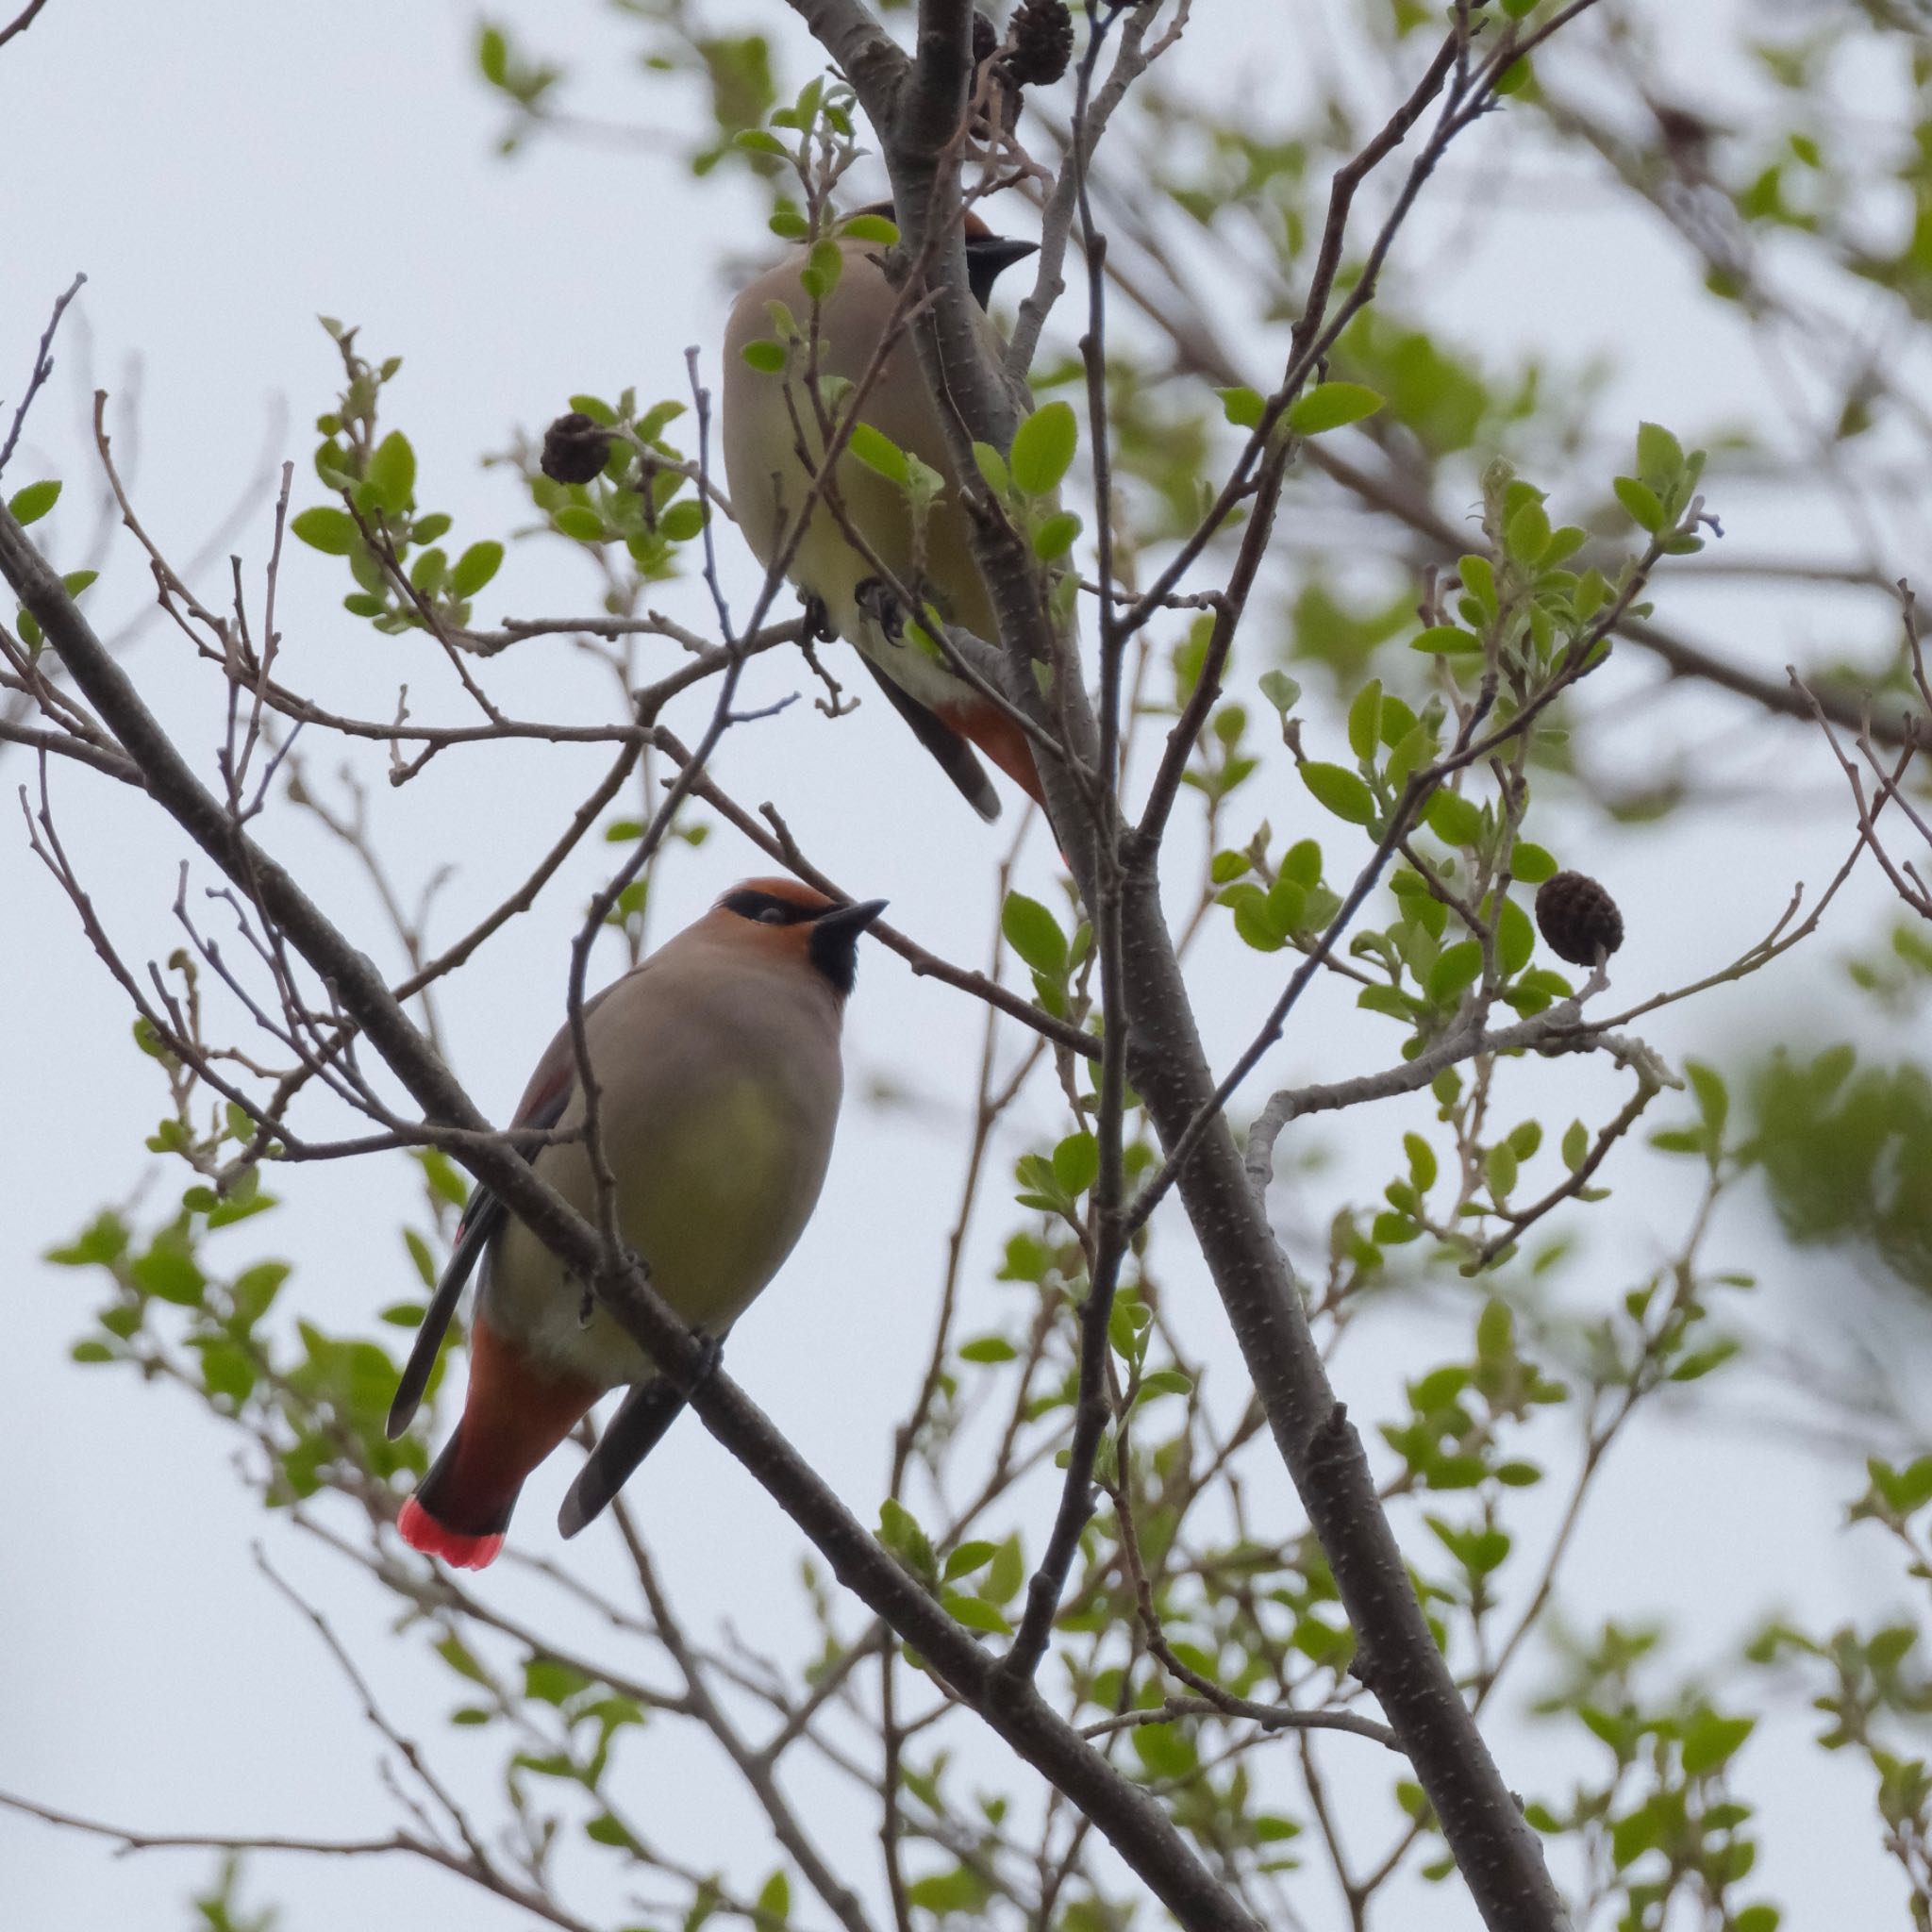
{"left": 939, "top": 699, "right": 1047, "bottom": 809}
{"left": 398, "top": 1430, "right": 520, "bottom": 1570}
{"left": 396, "top": 1315, "right": 600, "bottom": 1570}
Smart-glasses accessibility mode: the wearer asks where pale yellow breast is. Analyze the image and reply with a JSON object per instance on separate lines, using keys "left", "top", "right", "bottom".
{"left": 482, "top": 941, "right": 843, "bottom": 1387}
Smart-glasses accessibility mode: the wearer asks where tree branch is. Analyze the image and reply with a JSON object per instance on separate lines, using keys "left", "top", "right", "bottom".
{"left": 0, "top": 495, "right": 1259, "bottom": 1932}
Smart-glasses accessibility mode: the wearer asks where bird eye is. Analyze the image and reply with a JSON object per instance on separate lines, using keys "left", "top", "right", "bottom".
{"left": 758, "top": 906, "right": 787, "bottom": 924}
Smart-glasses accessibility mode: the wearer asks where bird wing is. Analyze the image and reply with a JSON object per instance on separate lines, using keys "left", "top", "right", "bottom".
{"left": 385, "top": 976, "right": 635, "bottom": 1441}
{"left": 856, "top": 651, "right": 1002, "bottom": 820}
{"left": 556, "top": 1343, "right": 724, "bottom": 1539}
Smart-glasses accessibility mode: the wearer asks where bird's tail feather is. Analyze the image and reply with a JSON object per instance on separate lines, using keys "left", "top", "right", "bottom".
{"left": 396, "top": 1315, "right": 600, "bottom": 1570}
{"left": 399, "top": 1438, "right": 516, "bottom": 1570}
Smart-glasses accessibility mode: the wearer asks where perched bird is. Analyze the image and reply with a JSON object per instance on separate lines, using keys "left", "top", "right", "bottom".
{"left": 389, "top": 877, "right": 886, "bottom": 1568}
{"left": 722, "top": 206, "right": 1044, "bottom": 819}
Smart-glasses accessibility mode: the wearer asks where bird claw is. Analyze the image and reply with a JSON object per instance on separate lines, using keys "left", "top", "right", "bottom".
{"left": 798, "top": 589, "right": 835, "bottom": 643}
{"left": 681, "top": 1331, "right": 725, "bottom": 1395}
{"left": 853, "top": 575, "right": 905, "bottom": 642}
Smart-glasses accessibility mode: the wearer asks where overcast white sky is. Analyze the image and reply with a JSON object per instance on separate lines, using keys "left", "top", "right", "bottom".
{"left": 3, "top": 3, "right": 1927, "bottom": 1928}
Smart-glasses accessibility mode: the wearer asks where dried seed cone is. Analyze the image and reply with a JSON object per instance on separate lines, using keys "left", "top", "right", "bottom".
{"left": 973, "top": 9, "right": 999, "bottom": 69}
{"left": 1535, "top": 871, "right": 1624, "bottom": 967}
{"left": 541, "top": 411, "right": 614, "bottom": 486}
{"left": 1007, "top": 0, "right": 1074, "bottom": 87}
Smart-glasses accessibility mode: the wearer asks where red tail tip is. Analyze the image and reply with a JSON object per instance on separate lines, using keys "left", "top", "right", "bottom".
{"left": 398, "top": 1495, "right": 505, "bottom": 1570}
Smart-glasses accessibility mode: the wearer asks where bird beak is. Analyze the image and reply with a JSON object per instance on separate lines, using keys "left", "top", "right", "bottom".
{"left": 814, "top": 897, "right": 890, "bottom": 938}
{"left": 966, "top": 237, "right": 1039, "bottom": 308}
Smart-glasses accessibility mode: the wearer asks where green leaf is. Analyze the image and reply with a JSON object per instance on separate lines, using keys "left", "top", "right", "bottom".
{"left": 741, "top": 340, "right": 788, "bottom": 374}
{"left": 1053, "top": 1131, "right": 1099, "bottom": 1200}
{"left": 1561, "top": 1120, "right": 1589, "bottom": 1171}
{"left": 660, "top": 500, "right": 706, "bottom": 542}
{"left": 232, "top": 1261, "right": 289, "bottom": 1324}
{"left": 291, "top": 507, "right": 358, "bottom": 555}
{"left": 1427, "top": 941, "right": 1484, "bottom": 1004}
{"left": 877, "top": 1498, "right": 936, "bottom": 1581}
{"left": 1423, "top": 789, "right": 1484, "bottom": 849}
{"left": 131, "top": 1241, "right": 206, "bottom": 1307}
{"left": 942, "top": 1591, "right": 1012, "bottom": 1635}
{"left": 1009, "top": 401, "right": 1077, "bottom": 496}
{"left": 984, "top": 1535, "right": 1024, "bottom": 1606}
{"left": 8, "top": 479, "right": 60, "bottom": 525}
{"left": 1031, "top": 510, "right": 1082, "bottom": 560}
{"left": 553, "top": 507, "right": 606, "bottom": 543}
{"left": 841, "top": 211, "right": 899, "bottom": 244}
{"left": 755, "top": 1869, "right": 791, "bottom": 1926}
{"left": 1685, "top": 1059, "right": 1729, "bottom": 1140}
{"left": 585, "top": 1812, "right": 642, "bottom": 1852}
{"left": 525, "top": 1656, "right": 591, "bottom": 1704}
{"left": 1636, "top": 419, "right": 1685, "bottom": 487}
{"left": 1613, "top": 475, "right": 1664, "bottom": 533}
{"left": 1405, "top": 1133, "right": 1438, "bottom": 1191}
{"left": 450, "top": 541, "right": 504, "bottom": 598}
{"left": 971, "top": 440, "right": 1009, "bottom": 494}
{"left": 943, "top": 1541, "right": 997, "bottom": 1581}
{"left": 1347, "top": 679, "right": 1383, "bottom": 762}
{"left": 1411, "top": 624, "right": 1480, "bottom": 654}
{"left": 958, "top": 1335, "right": 1016, "bottom": 1363}
{"left": 1002, "top": 891, "right": 1067, "bottom": 976}
{"left": 1137, "top": 1367, "right": 1193, "bottom": 1400}
{"left": 1680, "top": 1709, "right": 1754, "bottom": 1776}
{"left": 404, "top": 1227, "right": 437, "bottom": 1288}
{"left": 1131, "top": 1718, "right": 1198, "bottom": 1779}
{"left": 906, "top": 1868, "right": 991, "bottom": 1916}
{"left": 1487, "top": 1141, "right": 1518, "bottom": 1200}
{"left": 1357, "top": 983, "right": 1415, "bottom": 1022}
{"left": 419, "top": 1147, "right": 470, "bottom": 1210}
{"left": 364, "top": 431, "right": 416, "bottom": 516}
{"left": 846, "top": 422, "right": 908, "bottom": 486}
{"left": 1512, "top": 841, "right": 1557, "bottom": 883}
{"left": 1217, "top": 385, "right": 1265, "bottom": 428}
{"left": 1498, "top": 896, "right": 1535, "bottom": 974}
{"left": 1300, "top": 761, "right": 1375, "bottom": 824}
{"left": 1258, "top": 669, "right": 1301, "bottom": 716}
{"left": 71, "top": 1340, "right": 116, "bottom": 1364}
{"left": 1287, "top": 382, "right": 1384, "bottom": 435}
{"left": 45, "top": 1211, "right": 129, "bottom": 1269}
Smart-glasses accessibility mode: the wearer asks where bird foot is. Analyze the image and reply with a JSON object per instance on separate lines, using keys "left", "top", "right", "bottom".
{"left": 853, "top": 575, "right": 905, "bottom": 642}
{"left": 679, "top": 1331, "right": 725, "bottom": 1397}
{"left": 798, "top": 589, "right": 836, "bottom": 643}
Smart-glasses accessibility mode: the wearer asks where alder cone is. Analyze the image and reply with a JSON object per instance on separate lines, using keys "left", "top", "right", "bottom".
{"left": 1534, "top": 871, "right": 1624, "bottom": 966}
{"left": 1008, "top": 0, "right": 1074, "bottom": 87}
{"left": 541, "top": 411, "right": 614, "bottom": 486}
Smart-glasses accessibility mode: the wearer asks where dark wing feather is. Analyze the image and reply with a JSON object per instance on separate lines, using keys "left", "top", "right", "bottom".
{"left": 558, "top": 1370, "right": 703, "bottom": 1538}
{"left": 385, "top": 1077, "right": 575, "bottom": 1441}
{"left": 858, "top": 654, "right": 1002, "bottom": 821}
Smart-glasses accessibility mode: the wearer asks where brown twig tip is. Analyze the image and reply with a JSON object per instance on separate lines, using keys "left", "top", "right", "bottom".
{"left": 1005, "top": 0, "right": 1074, "bottom": 88}
{"left": 540, "top": 411, "right": 614, "bottom": 486}
{"left": 1535, "top": 870, "right": 1624, "bottom": 968}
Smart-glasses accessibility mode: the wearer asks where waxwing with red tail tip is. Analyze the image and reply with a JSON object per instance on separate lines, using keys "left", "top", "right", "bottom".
{"left": 388, "top": 879, "right": 887, "bottom": 1568}
{"left": 722, "top": 203, "right": 1047, "bottom": 821}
